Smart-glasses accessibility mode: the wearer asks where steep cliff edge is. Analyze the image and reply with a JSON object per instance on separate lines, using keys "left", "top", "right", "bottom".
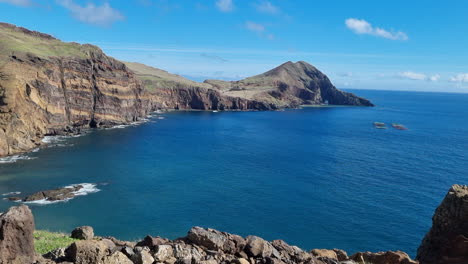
{"left": 417, "top": 184, "right": 468, "bottom": 264}
{"left": 0, "top": 23, "right": 151, "bottom": 156}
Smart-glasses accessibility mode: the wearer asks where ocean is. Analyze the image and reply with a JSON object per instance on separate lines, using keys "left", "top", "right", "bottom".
{"left": 0, "top": 89, "right": 466, "bottom": 257}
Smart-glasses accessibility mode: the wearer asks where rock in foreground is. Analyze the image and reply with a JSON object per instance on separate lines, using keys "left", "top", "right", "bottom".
{"left": 0, "top": 205, "right": 36, "bottom": 264}
{"left": 417, "top": 184, "right": 468, "bottom": 264}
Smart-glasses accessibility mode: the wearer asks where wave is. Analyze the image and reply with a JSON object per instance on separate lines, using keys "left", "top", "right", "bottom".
{"left": 0, "top": 155, "right": 36, "bottom": 164}
{"left": 2, "top": 191, "right": 21, "bottom": 196}
{"left": 23, "top": 183, "right": 100, "bottom": 205}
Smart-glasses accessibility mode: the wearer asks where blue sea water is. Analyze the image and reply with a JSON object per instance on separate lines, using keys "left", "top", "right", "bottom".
{"left": 0, "top": 90, "right": 467, "bottom": 257}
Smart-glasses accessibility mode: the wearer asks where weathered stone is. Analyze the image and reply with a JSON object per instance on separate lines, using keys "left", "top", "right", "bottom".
{"left": 0, "top": 205, "right": 35, "bottom": 264}
{"left": 103, "top": 251, "right": 133, "bottom": 264}
{"left": 65, "top": 240, "right": 109, "bottom": 264}
{"left": 311, "top": 249, "right": 338, "bottom": 260}
{"left": 71, "top": 226, "right": 94, "bottom": 240}
{"left": 417, "top": 184, "right": 468, "bottom": 264}
{"left": 244, "top": 236, "right": 280, "bottom": 259}
{"left": 153, "top": 245, "right": 174, "bottom": 262}
{"left": 232, "top": 258, "right": 250, "bottom": 264}
{"left": 136, "top": 235, "right": 169, "bottom": 250}
{"left": 121, "top": 246, "right": 135, "bottom": 259}
{"left": 187, "top": 226, "right": 228, "bottom": 251}
{"left": 131, "top": 249, "right": 155, "bottom": 264}
{"left": 43, "top": 247, "right": 66, "bottom": 262}
{"left": 350, "top": 251, "right": 417, "bottom": 264}
{"left": 332, "top": 249, "right": 348, "bottom": 261}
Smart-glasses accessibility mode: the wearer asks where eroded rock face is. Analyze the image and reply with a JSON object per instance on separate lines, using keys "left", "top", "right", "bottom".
{"left": 0, "top": 51, "right": 152, "bottom": 157}
{"left": 0, "top": 205, "right": 35, "bottom": 264}
{"left": 350, "top": 251, "right": 417, "bottom": 264}
{"left": 417, "top": 184, "right": 468, "bottom": 264}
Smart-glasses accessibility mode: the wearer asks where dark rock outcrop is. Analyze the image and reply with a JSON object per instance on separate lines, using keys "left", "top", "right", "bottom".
{"left": 22, "top": 184, "right": 84, "bottom": 202}
{"left": 0, "top": 205, "right": 36, "bottom": 264}
{"left": 417, "top": 184, "right": 468, "bottom": 264}
{"left": 71, "top": 226, "right": 94, "bottom": 240}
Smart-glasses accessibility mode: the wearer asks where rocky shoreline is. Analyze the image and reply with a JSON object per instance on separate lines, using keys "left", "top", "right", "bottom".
{"left": 1, "top": 184, "right": 467, "bottom": 264}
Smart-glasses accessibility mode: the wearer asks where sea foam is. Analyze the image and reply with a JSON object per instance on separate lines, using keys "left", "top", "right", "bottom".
{"left": 23, "top": 183, "right": 100, "bottom": 205}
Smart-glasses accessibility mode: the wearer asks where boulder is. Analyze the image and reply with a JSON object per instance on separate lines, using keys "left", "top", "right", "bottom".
{"left": 65, "top": 240, "right": 109, "bottom": 264}
{"left": 71, "top": 226, "right": 94, "bottom": 240}
{"left": 103, "top": 251, "right": 133, "bottom": 264}
{"left": 332, "top": 249, "right": 348, "bottom": 261}
{"left": 135, "top": 235, "right": 169, "bottom": 250}
{"left": 43, "top": 247, "right": 66, "bottom": 262}
{"left": 153, "top": 244, "right": 174, "bottom": 262}
{"left": 0, "top": 205, "right": 36, "bottom": 264}
{"left": 311, "top": 249, "right": 338, "bottom": 260}
{"left": 350, "top": 251, "right": 417, "bottom": 264}
{"left": 131, "top": 248, "right": 154, "bottom": 264}
{"left": 417, "top": 184, "right": 468, "bottom": 264}
{"left": 245, "top": 236, "right": 280, "bottom": 259}
{"left": 271, "top": 239, "right": 312, "bottom": 263}
{"left": 187, "top": 226, "right": 228, "bottom": 251}
{"left": 186, "top": 226, "right": 246, "bottom": 254}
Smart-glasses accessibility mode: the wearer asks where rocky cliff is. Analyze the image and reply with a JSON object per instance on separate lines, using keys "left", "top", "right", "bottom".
{"left": 0, "top": 22, "right": 373, "bottom": 157}
{"left": 417, "top": 184, "right": 468, "bottom": 264}
{"left": 0, "top": 23, "right": 152, "bottom": 157}
{"left": 126, "top": 61, "right": 373, "bottom": 111}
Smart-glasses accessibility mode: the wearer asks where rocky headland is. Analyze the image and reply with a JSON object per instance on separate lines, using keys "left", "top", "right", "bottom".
{"left": 0, "top": 22, "right": 373, "bottom": 157}
{"left": 1, "top": 185, "right": 467, "bottom": 264}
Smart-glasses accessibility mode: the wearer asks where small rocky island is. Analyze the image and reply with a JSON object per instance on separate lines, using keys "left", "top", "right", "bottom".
{"left": 6, "top": 184, "right": 94, "bottom": 203}
{"left": 1, "top": 185, "right": 467, "bottom": 264}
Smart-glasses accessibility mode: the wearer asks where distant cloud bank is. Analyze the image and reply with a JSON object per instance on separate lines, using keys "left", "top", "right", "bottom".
{"left": 345, "top": 18, "right": 408, "bottom": 41}
{"left": 450, "top": 73, "right": 468, "bottom": 83}
{"left": 398, "top": 71, "right": 440, "bottom": 82}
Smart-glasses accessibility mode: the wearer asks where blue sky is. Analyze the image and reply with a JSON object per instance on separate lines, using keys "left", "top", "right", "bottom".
{"left": 1, "top": 0, "right": 468, "bottom": 92}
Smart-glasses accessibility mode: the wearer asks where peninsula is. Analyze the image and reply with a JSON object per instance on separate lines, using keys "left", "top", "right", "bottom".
{"left": 0, "top": 22, "right": 372, "bottom": 157}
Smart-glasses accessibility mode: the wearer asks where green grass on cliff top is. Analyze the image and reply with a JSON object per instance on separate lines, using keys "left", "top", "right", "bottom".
{"left": 34, "top": 230, "right": 78, "bottom": 254}
{"left": 0, "top": 24, "right": 100, "bottom": 61}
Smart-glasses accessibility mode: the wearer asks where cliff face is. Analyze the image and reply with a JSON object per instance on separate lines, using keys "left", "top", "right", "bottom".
{"left": 126, "top": 61, "right": 373, "bottom": 111}
{"left": 417, "top": 184, "right": 468, "bottom": 264}
{"left": 204, "top": 61, "right": 374, "bottom": 108}
{"left": 0, "top": 23, "right": 151, "bottom": 156}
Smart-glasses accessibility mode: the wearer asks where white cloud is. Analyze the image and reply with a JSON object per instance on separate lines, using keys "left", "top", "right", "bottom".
{"left": 254, "top": 0, "right": 279, "bottom": 15}
{"left": 216, "top": 0, "right": 234, "bottom": 12}
{"left": 56, "top": 0, "right": 124, "bottom": 26}
{"left": 398, "top": 72, "right": 441, "bottom": 82}
{"left": 429, "top": 74, "right": 441, "bottom": 82}
{"left": 398, "top": 71, "right": 426, "bottom": 80}
{"left": 450, "top": 73, "right": 468, "bottom": 83}
{"left": 245, "top": 21, "right": 265, "bottom": 33}
{"left": 345, "top": 18, "right": 408, "bottom": 41}
{"left": 0, "top": 0, "right": 33, "bottom": 6}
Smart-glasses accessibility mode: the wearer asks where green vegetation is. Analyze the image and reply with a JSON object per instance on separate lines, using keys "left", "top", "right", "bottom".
{"left": 0, "top": 23, "right": 100, "bottom": 61}
{"left": 125, "top": 62, "right": 213, "bottom": 92}
{"left": 34, "top": 230, "right": 78, "bottom": 254}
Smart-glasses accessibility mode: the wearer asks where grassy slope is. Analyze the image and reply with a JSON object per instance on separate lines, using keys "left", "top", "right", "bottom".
{"left": 125, "top": 62, "right": 213, "bottom": 92}
{"left": 0, "top": 23, "right": 101, "bottom": 63}
{"left": 34, "top": 230, "right": 78, "bottom": 254}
